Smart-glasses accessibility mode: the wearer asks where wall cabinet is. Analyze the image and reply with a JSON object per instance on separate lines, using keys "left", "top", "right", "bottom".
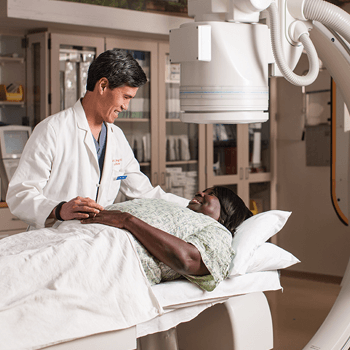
{"left": 27, "top": 32, "right": 105, "bottom": 126}
{"left": 0, "top": 206, "right": 27, "bottom": 239}
{"left": 206, "top": 123, "right": 272, "bottom": 212}
{"left": 0, "top": 35, "right": 26, "bottom": 126}
{"left": 0, "top": 34, "right": 27, "bottom": 204}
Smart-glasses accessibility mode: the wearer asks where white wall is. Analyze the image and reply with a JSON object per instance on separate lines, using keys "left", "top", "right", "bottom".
{"left": 276, "top": 54, "right": 350, "bottom": 277}
{"left": 1, "top": 0, "right": 191, "bottom": 39}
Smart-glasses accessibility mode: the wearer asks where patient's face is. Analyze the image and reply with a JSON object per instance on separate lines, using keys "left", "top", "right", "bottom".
{"left": 187, "top": 188, "right": 221, "bottom": 221}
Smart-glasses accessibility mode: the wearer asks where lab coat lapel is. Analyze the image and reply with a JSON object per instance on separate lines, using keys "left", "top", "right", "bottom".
{"left": 74, "top": 101, "right": 99, "bottom": 175}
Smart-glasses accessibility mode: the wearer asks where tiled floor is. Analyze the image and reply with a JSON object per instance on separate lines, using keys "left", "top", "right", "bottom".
{"left": 265, "top": 275, "right": 342, "bottom": 350}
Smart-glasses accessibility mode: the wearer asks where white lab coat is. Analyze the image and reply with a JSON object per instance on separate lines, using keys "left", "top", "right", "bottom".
{"left": 7, "top": 100, "right": 189, "bottom": 229}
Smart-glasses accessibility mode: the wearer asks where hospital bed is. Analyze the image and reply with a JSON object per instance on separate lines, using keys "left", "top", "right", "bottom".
{"left": 43, "top": 271, "right": 280, "bottom": 350}
{"left": 0, "top": 210, "right": 294, "bottom": 350}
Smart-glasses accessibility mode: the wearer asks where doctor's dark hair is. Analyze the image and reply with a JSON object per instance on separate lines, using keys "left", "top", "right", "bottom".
{"left": 86, "top": 49, "right": 147, "bottom": 91}
{"left": 211, "top": 186, "right": 253, "bottom": 235}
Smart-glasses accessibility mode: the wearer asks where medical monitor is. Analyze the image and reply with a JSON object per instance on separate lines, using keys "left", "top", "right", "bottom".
{"left": 0, "top": 125, "right": 31, "bottom": 201}
{"left": 0, "top": 125, "right": 31, "bottom": 160}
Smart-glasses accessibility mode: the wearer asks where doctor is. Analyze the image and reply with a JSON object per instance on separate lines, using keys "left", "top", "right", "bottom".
{"left": 7, "top": 49, "right": 189, "bottom": 230}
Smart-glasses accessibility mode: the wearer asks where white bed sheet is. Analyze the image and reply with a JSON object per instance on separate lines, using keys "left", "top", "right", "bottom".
{"left": 0, "top": 223, "right": 161, "bottom": 350}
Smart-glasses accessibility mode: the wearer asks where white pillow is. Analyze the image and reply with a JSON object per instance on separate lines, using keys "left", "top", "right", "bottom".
{"left": 229, "top": 210, "right": 292, "bottom": 275}
{"left": 243, "top": 242, "right": 300, "bottom": 274}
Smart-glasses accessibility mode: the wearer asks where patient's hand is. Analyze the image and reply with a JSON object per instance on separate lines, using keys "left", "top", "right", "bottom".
{"left": 59, "top": 197, "right": 104, "bottom": 221}
{"left": 80, "top": 210, "right": 132, "bottom": 229}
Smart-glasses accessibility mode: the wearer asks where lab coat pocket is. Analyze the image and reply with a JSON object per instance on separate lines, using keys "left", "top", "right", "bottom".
{"left": 107, "top": 171, "right": 126, "bottom": 202}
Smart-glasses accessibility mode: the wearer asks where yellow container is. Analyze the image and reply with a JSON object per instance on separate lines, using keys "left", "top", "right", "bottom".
{"left": 250, "top": 199, "right": 259, "bottom": 215}
{"left": 0, "top": 84, "right": 24, "bottom": 102}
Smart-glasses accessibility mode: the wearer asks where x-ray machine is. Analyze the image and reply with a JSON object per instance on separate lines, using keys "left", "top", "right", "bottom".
{"left": 169, "top": 0, "right": 350, "bottom": 349}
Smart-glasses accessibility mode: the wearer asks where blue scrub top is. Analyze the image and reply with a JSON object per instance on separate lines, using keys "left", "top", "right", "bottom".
{"left": 93, "top": 122, "right": 107, "bottom": 178}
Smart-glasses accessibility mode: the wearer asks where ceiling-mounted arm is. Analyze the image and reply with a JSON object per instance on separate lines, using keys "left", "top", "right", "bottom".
{"left": 267, "top": 2, "right": 320, "bottom": 86}
{"left": 288, "top": 0, "right": 350, "bottom": 118}
{"left": 267, "top": 0, "right": 350, "bottom": 87}
{"left": 289, "top": 0, "right": 350, "bottom": 44}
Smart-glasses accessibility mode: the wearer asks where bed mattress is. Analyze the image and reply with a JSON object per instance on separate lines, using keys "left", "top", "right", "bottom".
{"left": 137, "top": 270, "right": 281, "bottom": 337}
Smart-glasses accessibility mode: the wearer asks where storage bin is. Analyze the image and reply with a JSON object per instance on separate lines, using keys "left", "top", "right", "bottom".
{"left": 0, "top": 84, "right": 24, "bottom": 102}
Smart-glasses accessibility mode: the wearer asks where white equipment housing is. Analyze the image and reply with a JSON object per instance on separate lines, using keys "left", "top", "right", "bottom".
{"left": 169, "top": 0, "right": 309, "bottom": 124}
{"left": 170, "top": 22, "right": 271, "bottom": 123}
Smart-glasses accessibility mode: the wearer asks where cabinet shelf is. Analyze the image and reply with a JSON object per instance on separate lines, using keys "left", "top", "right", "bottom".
{"left": 115, "top": 118, "right": 149, "bottom": 123}
{"left": 247, "top": 172, "right": 272, "bottom": 183}
{"left": 139, "top": 162, "right": 151, "bottom": 167}
{"left": 166, "top": 118, "right": 182, "bottom": 122}
{"left": 211, "top": 174, "right": 240, "bottom": 186}
{"left": 214, "top": 140, "right": 237, "bottom": 147}
{"left": 166, "top": 160, "right": 198, "bottom": 166}
{"left": 0, "top": 101, "right": 25, "bottom": 107}
{"left": 0, "top": 56, "right": 24, "bottom": 65}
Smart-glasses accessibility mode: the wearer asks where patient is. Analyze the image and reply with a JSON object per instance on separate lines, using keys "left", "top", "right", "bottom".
{"left": 81, "top": 186, "right": 252, "bottom": 291}
{"left": 0, "top": 187, "right": 253, "bottom": 350}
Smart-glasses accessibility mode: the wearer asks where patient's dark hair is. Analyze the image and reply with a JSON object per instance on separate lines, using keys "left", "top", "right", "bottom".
{"left": 211, "top": 186, "right": 253, "bottom": 235}
{"left": 86, "top": 49, "right": 147, "bottom": 91}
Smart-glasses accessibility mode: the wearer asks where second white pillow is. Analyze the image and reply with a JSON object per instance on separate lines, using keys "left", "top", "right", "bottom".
{"left": 229, "top": 210, "right": 292, "bottom": 275}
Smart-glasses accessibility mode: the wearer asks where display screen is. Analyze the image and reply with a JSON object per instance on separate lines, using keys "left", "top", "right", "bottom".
{"left": 4, "top": 130, "right": 29, "bottom": 155}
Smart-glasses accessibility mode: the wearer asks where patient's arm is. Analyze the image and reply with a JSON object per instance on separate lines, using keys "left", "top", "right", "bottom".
{"left": 81, "top": 210, "right": 210, "bottom": 277}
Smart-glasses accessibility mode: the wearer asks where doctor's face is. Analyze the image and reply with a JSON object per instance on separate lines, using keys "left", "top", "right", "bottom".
{"left": 187, "top": 188, "right": 221, "bottom": 221}
{"left": 100, "top": 83, "right": 138, "bottom": 123}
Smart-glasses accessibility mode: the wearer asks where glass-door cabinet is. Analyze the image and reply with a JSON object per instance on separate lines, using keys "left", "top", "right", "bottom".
{"left": 105, "top": 38, "right": 157, "bottom": 184}
{"left": 50, "top": 34, "right": 105, "bottom": 115}
{"left": 158, "top": 43, "right": 206, "bottom": 200}
{"left": 206, "top": 115, "right": 276, "bottom": 214}
{"left": 247, "top": 120, "right": 273, "bottom": 213}
{"left": 26, "top": 32, "right": 105, "bottom": 126}
{"left": 26, "top": 32, "right": 49, "bottom": 127}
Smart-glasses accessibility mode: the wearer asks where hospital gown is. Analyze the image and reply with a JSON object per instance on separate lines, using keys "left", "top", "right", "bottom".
{"left": 108, "top": 198, "right": 235, "bottom": 291}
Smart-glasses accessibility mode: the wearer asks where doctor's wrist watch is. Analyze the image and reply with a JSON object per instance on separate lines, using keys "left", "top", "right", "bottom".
{"left": 55, "top": 201, "right": 67, "bottom": 221}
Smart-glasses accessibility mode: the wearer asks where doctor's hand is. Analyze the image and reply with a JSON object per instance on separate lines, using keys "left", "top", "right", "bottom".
{"left": 80, "top": 210, "right": 131, "bottom": 229}
{"left": 56, "top": 196, "right": 104, "bottom": 221}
